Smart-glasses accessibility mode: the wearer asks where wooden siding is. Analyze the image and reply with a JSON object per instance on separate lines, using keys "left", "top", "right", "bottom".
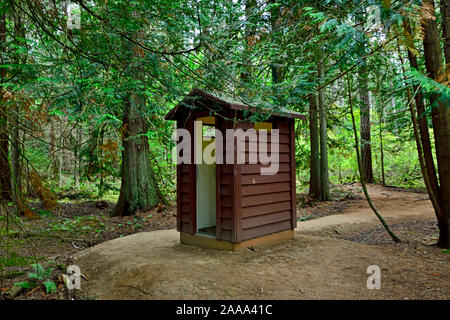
{"left": 216, "top": 117, "right": 236, "bottom": 241}
{"left": 176, "top": 118, "right": 196, "bottom": 234}
{"left": 176, "top": 110, "right": 297, "bottom": 243}
{"left": 238, "top": 118, "right": 296, "bottom": 241}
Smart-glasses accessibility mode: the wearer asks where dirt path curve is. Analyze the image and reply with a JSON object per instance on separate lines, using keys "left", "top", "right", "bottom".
{"left": 298, "top": 184, "right": 433, "bottom": 233}
{"left": 74, "top": 185, "right": 449, "bottom": 300}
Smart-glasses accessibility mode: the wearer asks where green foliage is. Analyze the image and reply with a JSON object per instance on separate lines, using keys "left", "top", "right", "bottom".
{"left": 408, "top": 68, "right": 450, "bottom": 109}
{"left": 13, "top": 263, "right": 57, "bottom": 295}
{"left": 44, "top": 215, "right": 107, "bottom": 235}
{"left": 133, "top": 217, "right": 143, "bottom": 230}
{"left": 84, "top": 293, "right": 100, "bottom": 300}
{"left": 0, "top": 0, "right": 442, "bottom": 214}
{"left": 37, "top": 210, "right": 52, "bottom": 216}
{"left": 15, "top": 281, "right": 32, "bottom": 289}
{"left": 0, "top": 252, "right": 36, "bottom": 269}
{"left": 298, "top": 215, "right": 312, "bottom": 222}
{"left": 43, "top": 281, "right": 57, "bottom": 294}
{"left": 28, "top": 263, "right": 52, "bottom": 280}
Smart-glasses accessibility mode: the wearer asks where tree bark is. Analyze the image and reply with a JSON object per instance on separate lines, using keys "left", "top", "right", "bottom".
{"left": 58, "top": 121, "right": 64, "bottom": 187}
{"left": 112, "top": 94, "right": 165, "bottom": 216}
{"left": 74, "top": 124, "right": 82, "bottom": 189}
{"left": 397, "top": 39, "right": 441, "bottom": 210}
{"left": 421, "top": 0, "right": 450, "bottom": 248}
{"left": 0, "top": 12, "right": 11, "bottom": 201}
{"left": 440, "top": 0, "right": 450, "bottom": 67}
{"left": 379, "top": 97, "right": 386, "bottom": 186}
{"left": 48, "top": 116, "right": 58, "bottom": 179}
{"left": 396, "top": 31, "right": 443, "bottom": 234}
{"left": 358, "top": 67, "right": 374, "bottom": 183}
{"left": 98, "top": 124, "right": 105, "bottom": 197}
{"left": 403, "top": 21, "right": 441, "bottom": 207}
{"left": 112, "top": 11, "right": 166, "bottom": 216}
{"left": 308, "top": 93, "right": 320, "bottom": 199}
{"left": 318, "top": 65, "right": 330, "bottom": 201}
{"left": 10, "top": 103, "right": 22, "bottom": 215}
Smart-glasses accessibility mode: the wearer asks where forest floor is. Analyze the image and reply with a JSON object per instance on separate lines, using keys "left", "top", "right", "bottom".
{"left": 1, "top": 184, "right": 448, "bottom": 299}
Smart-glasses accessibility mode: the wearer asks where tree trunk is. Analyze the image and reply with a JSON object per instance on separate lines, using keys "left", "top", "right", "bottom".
{"left": 358, "top": 67, "right": 374, "bottom": 183}
{"left": 422, "top": 0, "right": 450, "bottom": 248}
{"left": 112, "top": 94, "right": 165, "bottom": 216}
{"left": 395, "top": 33, "right": 443, "bottom": 229}
{"left": 10, "top": 10, "right": 18, "bottom": 212}
{"left": 441, "top": 0, "right": 450, "bottom": 67}
{"left": 48, "top": 117, "right": 58, "bottom": 179}
{"left": 397, "top": 33, "right": 441, "bottom": 208}
{"left": 98, "top": 124, "right": 105, "bottom": 197}
{"left": 403, "top": 21, "right": 441, "bottom": 209}
{"left": 379, "top": 99, "right": 386, "bottom": 186}
{"left": 58, "top": 121, "right": 64, "bottom": 188}
{"left": 318, "top": 65, "right": 330, "bottom": 201}
{"left": 112, "top": 9, "right": 168, "bottom": 216}
{"left": 308, "top": 93, "right": 320, "bottom": 199}
{"left": 10, "top": 103, "right": 23, "bottom": 215}
{"left": 74, "top": 124, "right": 82, "bottom": 189}
{"left": 0, "top": 12, "right": 11, "bottom": 201}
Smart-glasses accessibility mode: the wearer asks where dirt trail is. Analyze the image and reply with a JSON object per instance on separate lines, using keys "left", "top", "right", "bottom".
{"left": 74, "top": 185, "right": 449, "bottom": 300}
{"left": 298, "top": 184, "right": 433, "bottom": 233}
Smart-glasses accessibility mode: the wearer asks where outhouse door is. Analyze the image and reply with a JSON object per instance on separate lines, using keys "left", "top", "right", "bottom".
{"left": 195, "top": 117, "right": 217, "bottom": 237}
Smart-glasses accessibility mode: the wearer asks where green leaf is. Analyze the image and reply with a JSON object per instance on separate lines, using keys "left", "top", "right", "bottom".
{"left": 43, "top": 281, "right": 57, "bottom": 294}
{"left": 298, "top": 215, "right": 312, "bottom": 221}
{"left": 320, "top": 19, "right": 338, "bottom": 33}
{"left": 49, "top": 109, "right": 65, "bottom": 117}
{"left": 30, "top": 263, "right": 52, "bottom": 279}
{"left": 15, "top": 281, "right": 32, "bottom": 289}
{"left": 28, "top": 272, "right": 40, "bottom": 280}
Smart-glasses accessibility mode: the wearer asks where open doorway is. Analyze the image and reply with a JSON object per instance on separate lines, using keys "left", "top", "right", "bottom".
{"left": 195, "top": 117, "right": 216, "bottom": 238}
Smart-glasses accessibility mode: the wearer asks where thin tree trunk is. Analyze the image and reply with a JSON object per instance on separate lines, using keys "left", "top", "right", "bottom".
{"left": 358, "top": 67, "right": 374, "bottom": 183}
{"left": 422, "top": 0, "right": 450, "bottom": 248}
{"left": 318, "top": 65, "right": 330, "bottom": 201}
{"left": 308, "top": 93, "right": 320, "bottom": 199}
{"left": 347, "top": 74, "right": 401, "bottom": 243}
{"left": 374, "top": 74, "right": 385, "bottom": 185}
{"left": 0, "top": 12, "right": 11, "bottom": 201}
{"left": 10, "top": 103, "right": 23, "bottom": 215}
{"left": 10, "top": 8, "right": 25, "bottom": 215}
{"left": 395, "top": 36, "right": 441, "bottom": 218}
{"left": 74, "top": 124, "right": 81, "bottom": 189}
{"left": 48, "top": 117, "right": 58, "bottom": 179}
{"left": 59, "top": 121, "right": 64, "bottom": 188}
{"left": 379, "top": 99, "right": 386, "bottom": 186}
{"left": 98, "top": 124, "right": 105, "bottom": 197}
{"left": 403, "top": 21, "right": 441, "bottom": 208}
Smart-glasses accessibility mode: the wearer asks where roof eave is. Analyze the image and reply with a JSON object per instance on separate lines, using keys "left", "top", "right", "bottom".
{"left": 165, "top": 88, "right": 306, "bottom": 121}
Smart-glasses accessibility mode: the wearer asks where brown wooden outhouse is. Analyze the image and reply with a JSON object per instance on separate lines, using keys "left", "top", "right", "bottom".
{"left": 165, "top": 89, "right": 305, "bottom": 250}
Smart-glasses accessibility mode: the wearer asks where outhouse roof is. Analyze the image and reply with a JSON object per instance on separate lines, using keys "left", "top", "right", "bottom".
{"left": 165, "top": 88, "right": 306, "bottom": 121}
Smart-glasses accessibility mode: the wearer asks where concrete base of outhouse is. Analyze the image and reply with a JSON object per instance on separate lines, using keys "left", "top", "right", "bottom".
{"left": 180, "top": 229, "right": 294, "bottom": 251}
